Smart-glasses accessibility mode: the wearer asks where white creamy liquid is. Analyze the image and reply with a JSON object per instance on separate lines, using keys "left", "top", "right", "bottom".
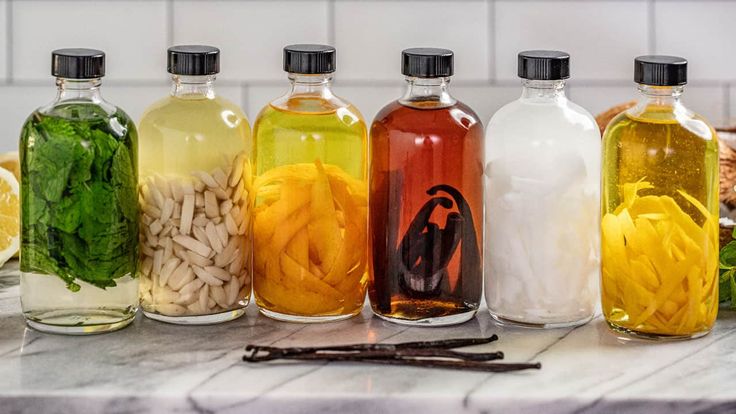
{"left": 484, "top": 90, "right": 601, "bottom": 326}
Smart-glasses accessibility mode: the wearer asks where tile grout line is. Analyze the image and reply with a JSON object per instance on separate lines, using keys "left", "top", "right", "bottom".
{"left": 5, "top": 0, "right": 12, "bottom": 83}
{"left": 488, "top": 0, "right": 495, "bottom": 82}
{"left": 647, "top": 0, "right": 656, "bottom": 54}
{"left": 166, "top": 0, "right": 174, "bottom": 46}
{"left": 327, "top": 0, "right": 335, "bottom": 46}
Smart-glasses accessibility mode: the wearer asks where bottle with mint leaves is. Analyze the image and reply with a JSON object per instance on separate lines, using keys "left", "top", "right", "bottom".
{"left": 19, "top": 49, "right": 139, "bottom": 334}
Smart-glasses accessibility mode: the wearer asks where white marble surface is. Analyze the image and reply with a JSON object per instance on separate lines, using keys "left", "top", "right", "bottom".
{"left": 1, "top": 261, "right": 736, "bottom": 414}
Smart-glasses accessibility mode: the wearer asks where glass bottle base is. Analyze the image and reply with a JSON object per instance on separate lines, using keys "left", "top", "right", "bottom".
{"left": 489, "top": 311, "right": 594, "bottom": 329}
{"left": 24, "top": 309, "right": 136, "bottom": 335}
{"left": 143, "top": 307, "right": 246, "bottom": 325}
{"left": 259, "top": 308, "right": 360, "bottom": 323}
{"left": 373, "top": 309, "right": 477, "bottom": 327}
{"left": 606, "top": 320, "right": 712, "bottom": 341}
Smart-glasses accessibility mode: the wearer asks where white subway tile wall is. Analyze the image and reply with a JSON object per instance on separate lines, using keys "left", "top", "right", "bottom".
{"left": 0, "top": 0, "right": 733, "bottom": 152}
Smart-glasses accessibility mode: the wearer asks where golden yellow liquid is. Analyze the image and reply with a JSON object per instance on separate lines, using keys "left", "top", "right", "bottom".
{"left": 137, "top": 93, "right": 253, "bottom": 319}
{"left": 601, "top": 104, "right": 719, "bottom": 338}
{"left": 253, "top": 95, "right": 368, "bottom": 320}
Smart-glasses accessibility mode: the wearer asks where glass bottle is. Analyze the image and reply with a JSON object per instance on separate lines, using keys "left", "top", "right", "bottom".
{"left": 484, "top": 51, "right": 601, "bottom": 328}
{"left": 19, "top": 49, "right": 139, "bottom": 334}
{"left": 138, "top": 46, "right": 252, "bottom": 324}
{"left": 252, "top": 44, "right": 368, "bottom": 323}
{"left": 601, "top": 56, "right": 719, "bottom": 340}
{"left": 369, "top": 48, "right": 483, "bottom": 326}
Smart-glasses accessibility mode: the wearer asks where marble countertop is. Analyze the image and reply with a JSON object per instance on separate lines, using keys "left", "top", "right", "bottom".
{"left": 1, "top": 261, "right": 736, "bottom": 414}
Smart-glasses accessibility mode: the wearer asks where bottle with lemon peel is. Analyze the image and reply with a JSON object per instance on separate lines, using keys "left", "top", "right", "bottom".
{"left": 601, "top": 56, "right": 719, "bottom": 340}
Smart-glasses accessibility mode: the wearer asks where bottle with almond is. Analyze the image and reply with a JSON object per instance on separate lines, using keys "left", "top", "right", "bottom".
{"left": 138, "top": 45, "right": 252, "bottom": 324}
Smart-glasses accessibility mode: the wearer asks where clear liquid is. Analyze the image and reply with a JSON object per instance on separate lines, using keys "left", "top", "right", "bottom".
{"left": 21, "top": 272, "right": 138, "bottom": 333}
{"left": 484, "top": 92, "right": 601, "bottom": 326}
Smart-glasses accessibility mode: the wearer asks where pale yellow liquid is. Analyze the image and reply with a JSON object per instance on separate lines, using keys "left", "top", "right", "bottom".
{"left": 137, "top": 92, "right": 253, "bottom": 321}
{"left": 139, "top": 94, "right": 251, "bottom": 175}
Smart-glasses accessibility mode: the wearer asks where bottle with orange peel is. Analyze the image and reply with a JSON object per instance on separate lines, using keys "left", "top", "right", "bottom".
{"left": 252, "top": 44, "right": 368, "bottom": 322}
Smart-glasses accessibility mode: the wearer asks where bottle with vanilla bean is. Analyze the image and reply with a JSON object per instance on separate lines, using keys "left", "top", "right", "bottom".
{"left": 369, "top": 48, "right": 484, "bottom": 326}
{"left": 138, "top": 45, "right": 252, "bottom": 324}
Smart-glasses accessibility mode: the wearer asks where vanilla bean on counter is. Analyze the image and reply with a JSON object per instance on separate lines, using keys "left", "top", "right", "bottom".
{"left": 243, "top": 335, "right": 541, "bottom": 373}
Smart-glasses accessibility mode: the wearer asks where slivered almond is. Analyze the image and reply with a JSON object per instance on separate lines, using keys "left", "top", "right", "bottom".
{"left": 229, "top": 253, "right": 243, "bottom": 275}
{"left": 149, "top": 220, "right": 163, "bottom": 236}
{"left": 142, "top": 204, "right": 161, "bottom": 219}
{"left": 199, "top": 284, "right": 210, "bottom": 311}
{"left": 159, "top": 257, "right": 181, "bottom": 288}
{"left": 148, "top": 182, "right": 165, "bottom": 209}
{"left": 205, "top": 266, "right": 231, "bottom": 281}
{"left": 225, "top": 213, "right": 238, "bottom": 235}
{"left": 186, "top": 302, "right": 202, "bottom": 314}
{"left": 232, "top": 179, "right": 244, "bottom": 204}
{"left": 205, "top": 222, "right": 224, "bottom": 253}
{"left": 186, "top": 250, "right": 212, "bottom": 267}
{"left": 226, "top": 277, "right": 240, "bottom": 305}
{"left": 168, "top": 262, "right": 194, "bottom": 290}
{"left": 219, "top": 199, "right": 233, "bottom": 216}
{"left": 173, "top": 235, "right": 211, "bottom": 257}
{"left": 141, "top": 243, "right": 155, "bottom": 257}
{"left": 192, "top": 177, "right": 205, "bottom": 192}
{"left": 212, "top": 167, "right": 228, "bottom": 189}
{"left": 192, "top": 214, "right": 208, "bottom": 227}
{"left": 193, "top": 225, "right": 210, "bottom": 247}
{"left": 160, "top": 198, "right": 175, "bottom": 223}
{"left": 229, "top": 153, "right": 245, "bottom": 187}
{"left": 156, "top": 303, "right": 187, "bottom": 315}
{"left": 210, "top": 285, "right": 228, "bottom": 308}
{"left": 180, "top": 194, "right": 195, "bottom": 235}
{"left": 231, "top": 206, "right": 242, "bottom": 226}
{"left": 192, "top": 265, "right": 224, "bottom": 286}
{"left": 195, "top": 192, "right": 205, "bottom": 208}
{"left": 215, "top": 223, "right": 228, "bottom": 246}
{"left": 176, "top": 292, "right": 197, "bottom": 306}
{"left": 214, "top": 187, "right": 230, "bottom": 200}
{"left": 204, "top": 191, "right": 218, "bottom": 218}
{"left": 154, "top": 175, "right": 172, "bottom": 198}
{"left": 180, "top": 278, "right": 205, "bottom": 295}
{"left": 173, "top": 202, "right": 181, "bottom": 219}
{"left": 141, "top": 257, "right": 153, "bottom": 276}
{"left": 170, "top": 180, "right": 183, "bottom": 202}
{"left": 162, "top": 237, "right": 173, "bottom": 263}
{"left": 153, "top": 249, "right": 164, "bottom": 275}
{"left": 193, "top": 170, "right": 219, "bottom": 188}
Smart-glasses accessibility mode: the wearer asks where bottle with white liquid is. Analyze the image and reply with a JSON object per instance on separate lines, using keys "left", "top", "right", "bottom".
{"left": 484, "top": 50, "right": 601, "bottom": 328}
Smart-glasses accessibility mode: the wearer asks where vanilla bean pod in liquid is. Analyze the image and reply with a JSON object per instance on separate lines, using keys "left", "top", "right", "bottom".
{"left": 368, "top": 48, "right": 483, "bottom": 326}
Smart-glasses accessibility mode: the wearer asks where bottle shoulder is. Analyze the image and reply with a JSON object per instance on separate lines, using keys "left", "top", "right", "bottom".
{"left": 254, "top": 96, "right": 366, "bottom": 133}
{"left": 604, "top": 105, "right": 717, "bottom": 144}
{"left": 486, "top": 98, "right": 599, "bottom": 138}
{"left": 372, "top": 99, "right": 482, "bottom": 133}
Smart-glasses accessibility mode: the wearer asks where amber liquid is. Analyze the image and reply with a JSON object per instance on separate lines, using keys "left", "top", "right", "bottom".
{"left": 369, "top": 100, "right": 484, "bottom": 322}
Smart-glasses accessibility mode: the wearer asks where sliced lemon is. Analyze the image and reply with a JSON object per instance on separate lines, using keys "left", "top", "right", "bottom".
{"left": 0, "top": 166, "right": 19, "bottom": 267}
{"left": 0, "top": 151, "right": 19, "bottom": 181}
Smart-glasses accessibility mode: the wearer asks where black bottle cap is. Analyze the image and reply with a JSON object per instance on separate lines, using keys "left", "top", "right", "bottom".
{"left": 283, "top": 44, "right": 336, "bottom": 74}
{"left": 517, "top": 50, "right": 570, "bottom": 80}
{"left": 401, "top": 48, "right": 453, "bottom": 78}
{"left": 51, "top": 48, "right": 105, "bottom": 79}
{"left": 168, "top": 45, "right": 220, "bottom": 76}
{"left": 634, "top": 55, "right": 687, "bottom": 86}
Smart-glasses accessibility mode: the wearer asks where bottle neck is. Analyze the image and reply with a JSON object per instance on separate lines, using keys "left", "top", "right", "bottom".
{"left": 635, "top": 84, "right": 684, "bottom": 108}
{"left": 286, "top": 73, "right": 335, "bottom": 98}
{"left": 400, "top": 77, "right": 456, "bottom": 107}
{"left": 520, "top": 79, "right": 566, "bottom": 101}
{"left": 171, "top": 75, "right": 216, "bottom": 99}
{"left": 55, "top": 78, "right": 103, "bottom": 103}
